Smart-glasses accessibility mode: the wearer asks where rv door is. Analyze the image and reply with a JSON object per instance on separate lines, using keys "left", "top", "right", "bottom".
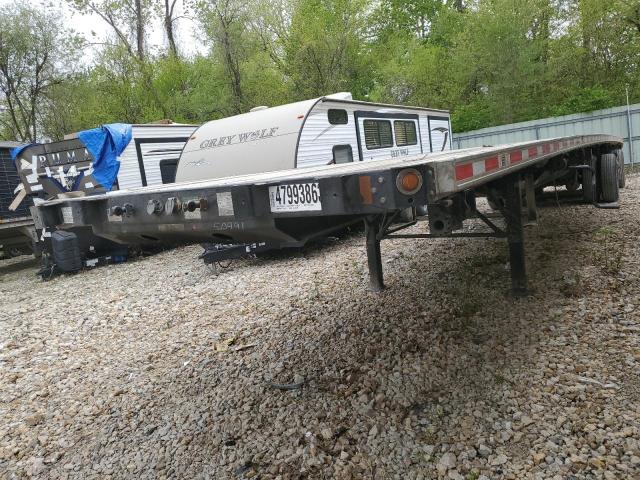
{"left": 355, "top": 112, "right": 422, "bottom": 162}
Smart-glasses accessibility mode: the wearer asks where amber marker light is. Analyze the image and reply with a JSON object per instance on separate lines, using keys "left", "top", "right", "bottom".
{"left": 396, "top": 168, "right": 423, "bottom": 195}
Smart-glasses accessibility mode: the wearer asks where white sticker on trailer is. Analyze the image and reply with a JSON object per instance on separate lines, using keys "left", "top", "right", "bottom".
{"left": 269, "top": 183, "right": 322, "bottom": 212}
{"left": 216, "top": 192, "right": 234, "bottom": 216}
{"left": 472, "top": 161, "right": 484, "bottom": 177}
{"left": 61, "top": 206, "right": 73, "bottom": 224}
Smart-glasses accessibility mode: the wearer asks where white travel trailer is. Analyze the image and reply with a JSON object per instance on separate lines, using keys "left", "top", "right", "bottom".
{"left": 176, "top": 93, "right": 452, "bottom": 183}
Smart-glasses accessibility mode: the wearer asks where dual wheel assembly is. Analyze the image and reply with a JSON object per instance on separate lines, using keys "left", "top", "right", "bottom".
{"left": 583, "top": 149, "right": 625, "bottom": 204}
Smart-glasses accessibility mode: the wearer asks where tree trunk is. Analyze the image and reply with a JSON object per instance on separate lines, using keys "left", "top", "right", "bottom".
{"left": 135, "top": 0, "right": 145, "bottom": 60}
{"left": 219, "top": 16, "right": 243, "bottom": 113}
{"left": 164, "top": 0, "right": 178, "bottom": 56}
{"left": 223, "top": 31, "right": 243, "bottom": 113}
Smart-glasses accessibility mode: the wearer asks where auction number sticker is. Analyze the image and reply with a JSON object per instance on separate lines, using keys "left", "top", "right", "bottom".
{"left": 269, "top": 182, "right": 321, "bottom": 212}
{"left": 61, "top": 206, "right": 73, "bottom": 224}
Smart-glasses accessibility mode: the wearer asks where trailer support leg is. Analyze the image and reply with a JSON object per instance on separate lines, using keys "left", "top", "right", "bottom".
{"left": 525, "top": 173, "right": 537, "bottom": 225}
{"left": 502, "top": 180, "right": 529, "bottom": 296}
{"left": 364, "top": 217, "right": 385, "bottom": 292}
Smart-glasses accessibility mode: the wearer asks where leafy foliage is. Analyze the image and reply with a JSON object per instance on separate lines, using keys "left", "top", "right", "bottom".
{"left": 0, "top": 0, "right": 639, "bottom": 141}
{"left": 0, "top": 1, "right": 82, "bottom": 141}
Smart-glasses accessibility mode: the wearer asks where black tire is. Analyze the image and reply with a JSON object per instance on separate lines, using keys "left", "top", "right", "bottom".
{"left": 582, "top": 154, "right": 596, "bottom": 203}
{"left": 615, "top": 149, "right": 626, "bottom": 188}
{"left": 600, "top": 153, "right": 619, "bottom": 203}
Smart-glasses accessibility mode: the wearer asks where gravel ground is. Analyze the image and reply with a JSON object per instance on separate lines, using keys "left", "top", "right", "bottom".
{"left": 1, "top": 173, "right": 639, "bottom": 480}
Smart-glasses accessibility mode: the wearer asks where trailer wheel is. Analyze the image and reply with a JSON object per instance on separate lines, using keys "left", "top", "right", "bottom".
{"left": 582, "top": 154, "right": 596, "bottom": 203}
{"left": 600, "top": 153, "right": 619, "bottom": 203}
{"left": 615, "top": 149, "right": 626, "bottom": 189}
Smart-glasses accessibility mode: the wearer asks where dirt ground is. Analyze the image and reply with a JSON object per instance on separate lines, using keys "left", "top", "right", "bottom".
{"left": 1, "top": 173, "right": 639, "bottom": 480}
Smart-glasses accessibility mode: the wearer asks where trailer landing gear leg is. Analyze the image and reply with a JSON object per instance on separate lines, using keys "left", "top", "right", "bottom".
{"left": 503, "top": 180, "right": 529, "bottom": 296}
{"left": 365, "top": 217, "right": 385, "bottom": 292}
{"left": 525, "top": 173, "right": 538, "bottom": 225}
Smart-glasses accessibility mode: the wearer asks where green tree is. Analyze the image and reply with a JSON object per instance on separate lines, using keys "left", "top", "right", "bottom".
{"left": 195, "top": 0, "right": 290, "bottom": 114}
{"left": 67, "top": 0, "right": 153, "bottom": 61}
{"left": 8, "top": 0, "right": 640, "bottom": 140}
{"left": 283, "top": 0, "right": 372, "bottom": 99}
{"left": 0, "top": 1, "right": 82, "bottom": 141}
{"left": 39, "top": 74, "right": 105, "bottom": 140}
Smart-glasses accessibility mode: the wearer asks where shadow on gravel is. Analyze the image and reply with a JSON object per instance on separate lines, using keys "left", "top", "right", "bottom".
{"left": 173, "top": 233, "right": 553, "bottom": 476}
{"left": 46, "top": 186, "right": 640, "bottom": 479}
{"left": 208, "top": 205, "right": 603, "bottom": 472}
{"left": 0, "top": 255, "right": 38, "bottom": 275}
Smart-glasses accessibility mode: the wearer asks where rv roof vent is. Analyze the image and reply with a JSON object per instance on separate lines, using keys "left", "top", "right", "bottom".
{"left": 250, "top": 106, "right": 269, "bottom": 112}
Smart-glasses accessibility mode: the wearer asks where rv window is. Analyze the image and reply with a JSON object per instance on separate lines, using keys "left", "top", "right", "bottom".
{"left": 159, "top": 159, "right": 178, "bottom": 184}
{"left": 332, "top": 145, "right": 353, "bottom": 164}
{"left": 328, "top": 109, "right": 348, "bottom": 125}
{"left": 394, "top": 120, "right": 418, "bottom": 146}
{"left": 363, "top": 120, "right": 393, "bottom": 149}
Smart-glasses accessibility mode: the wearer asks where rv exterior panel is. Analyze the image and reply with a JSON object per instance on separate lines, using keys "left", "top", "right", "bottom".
{"left": 118, "top": 124, "right": 199, "bottom": 188}
{"left": 176, "top": 94, "right": 452, "bottom": 183}
{"left": 177, "top": 98, "right": 319, "bottom": 182}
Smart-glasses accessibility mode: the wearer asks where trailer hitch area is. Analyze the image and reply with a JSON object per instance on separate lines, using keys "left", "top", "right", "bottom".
{"left": 109, "top": 203, "right": 135, "bottom": 217}
{"left": 199, "top": 242, "right": 271, "bottom": 264}
{"left": 183, "top": 198, "right": 208, "bottom": 213}
{"left": 427, "top": 204, "right": 462, "bottom": 236}
{"left": 426, "top": 194, "right": 471, "bottom": 235}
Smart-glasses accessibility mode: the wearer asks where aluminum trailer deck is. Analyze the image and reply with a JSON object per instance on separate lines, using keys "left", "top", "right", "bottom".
{"left": 33, "top": 134, "right": 623, "bottom": 292}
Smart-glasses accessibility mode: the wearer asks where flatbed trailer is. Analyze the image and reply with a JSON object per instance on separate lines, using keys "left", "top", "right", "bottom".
{"left": 32, "top": 134, "right": 623, "bottom": 291}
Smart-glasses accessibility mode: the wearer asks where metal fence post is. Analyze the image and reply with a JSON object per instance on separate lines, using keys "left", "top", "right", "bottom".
{"left": 627, "top": 86, "right": 635, "bottom": 168}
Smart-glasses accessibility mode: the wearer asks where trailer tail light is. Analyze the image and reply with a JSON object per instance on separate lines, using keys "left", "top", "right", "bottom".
{"left": 396, "top": 169, "right": 423, "bottom": 195}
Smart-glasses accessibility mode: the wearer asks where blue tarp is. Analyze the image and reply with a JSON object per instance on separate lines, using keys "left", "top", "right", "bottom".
{"left": 78, "top": 123, "right": 132, "bottom": 190}
{"left": 10, "top": 124, "right": 132, "bottom": 192}
{"left": 10, "top": 144, "right": 34, "bottom": 162}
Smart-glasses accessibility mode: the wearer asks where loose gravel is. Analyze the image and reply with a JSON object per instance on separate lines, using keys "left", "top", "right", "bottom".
{"left": 1, "top": 173, "right": 639, "bottom": 480}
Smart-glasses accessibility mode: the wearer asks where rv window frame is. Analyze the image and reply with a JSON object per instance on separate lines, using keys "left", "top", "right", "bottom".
{"left": 363, "top": 119, "right": 393, "bottom": 150}
{"left": 328, "top": 109, "right": 348, "bottom": 125}
{"left": 134, "top": 137, "right": 190, "bottom": 187}
{"left": 394, "top": 120, "right": 418, "bottom": 147}
{"left": 332, "top": 144, "right": 353, "bottom": 164}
